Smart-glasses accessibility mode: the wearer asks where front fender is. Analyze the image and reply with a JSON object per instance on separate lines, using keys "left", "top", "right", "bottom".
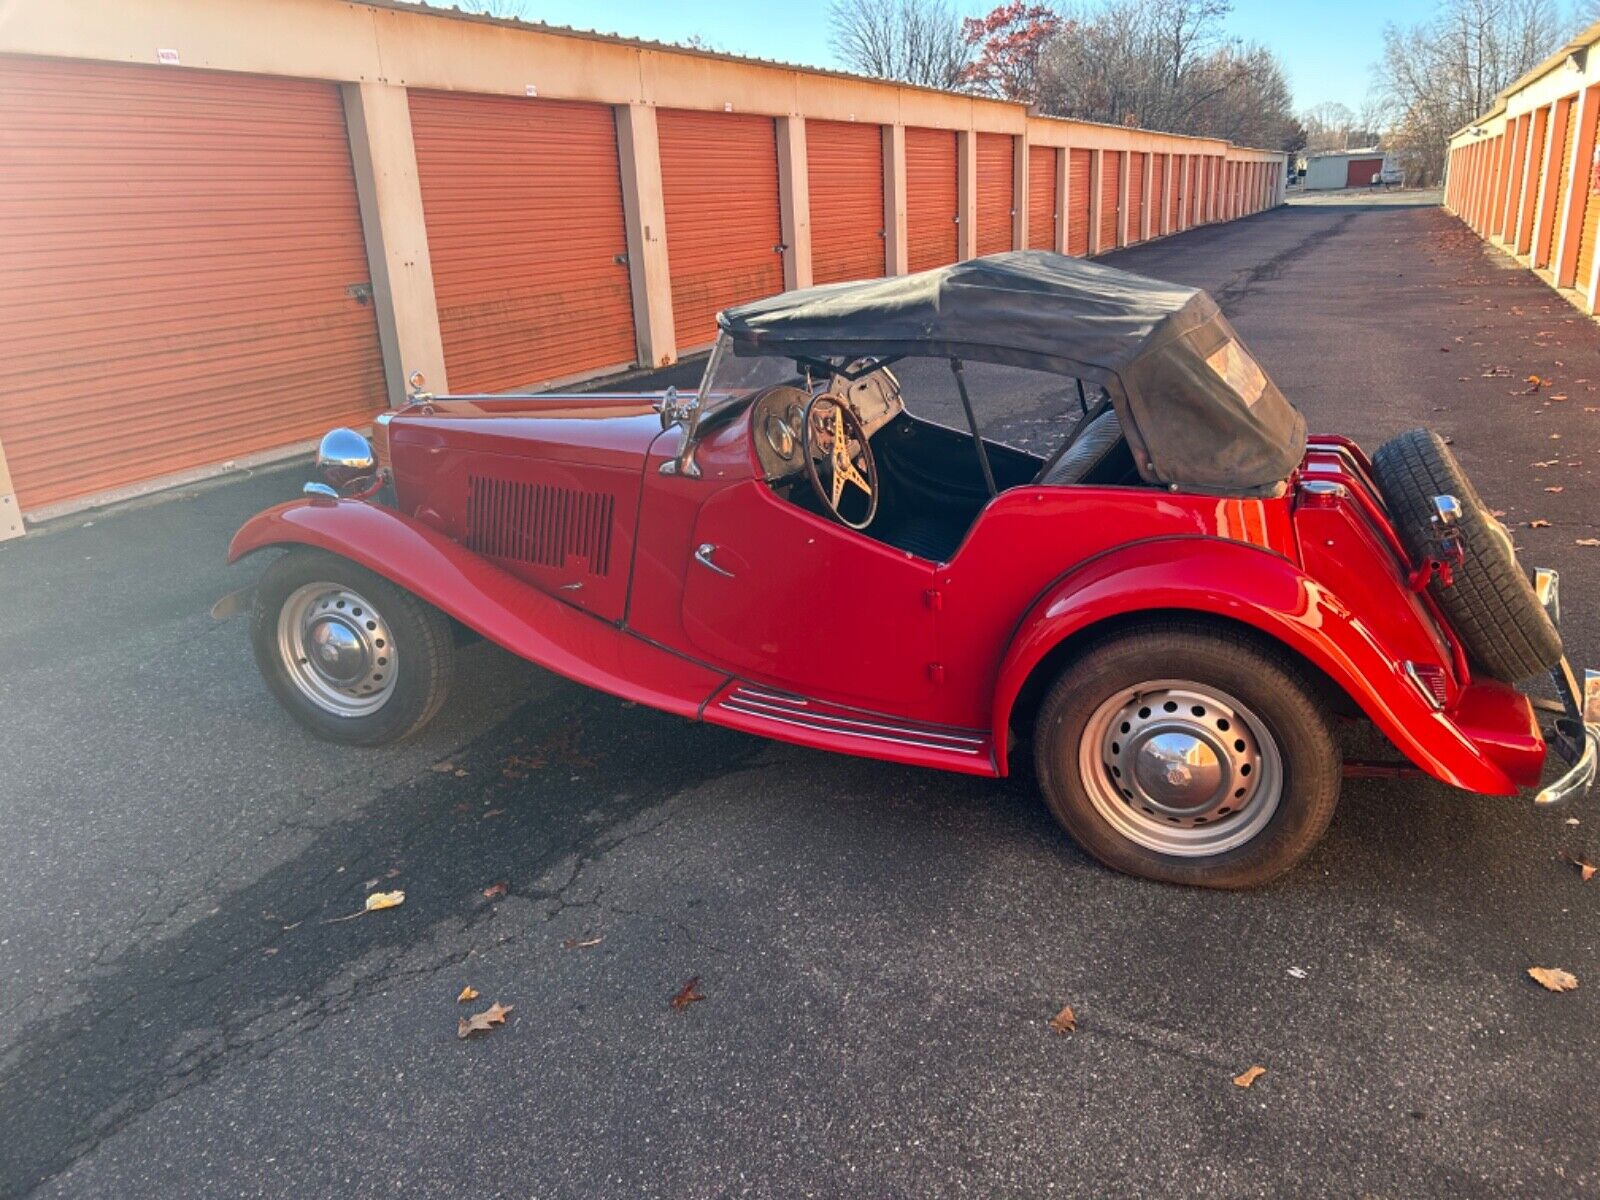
{"left": 992, "top": 537, "right": 1520, "bottom": 795}
{"left": 228, "top": 498, "right": 725, "bottom": 719}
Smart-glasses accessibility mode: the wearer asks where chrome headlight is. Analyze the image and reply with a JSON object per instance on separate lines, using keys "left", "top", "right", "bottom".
{"left": 315, "top": 428, "right": 377, "bottom": 494}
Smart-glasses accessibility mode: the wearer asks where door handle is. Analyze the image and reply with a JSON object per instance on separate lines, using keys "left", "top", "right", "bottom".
{"left": 694, "top": 543, "right": 734, "bottom": 578}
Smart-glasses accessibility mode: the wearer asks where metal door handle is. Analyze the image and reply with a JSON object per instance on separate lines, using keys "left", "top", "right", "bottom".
{"left": 694, "top": 543, "right": 734, "bottom": 578}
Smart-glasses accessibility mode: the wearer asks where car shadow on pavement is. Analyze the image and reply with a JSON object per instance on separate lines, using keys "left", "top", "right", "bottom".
{"left": 0, "top": 688, "right": 759, "bottom": 1196}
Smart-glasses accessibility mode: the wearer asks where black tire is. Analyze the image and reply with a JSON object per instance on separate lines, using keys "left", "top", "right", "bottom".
{"left": 1370, "top": 428, "right": 1561, "bottom": 683}
{"left": 1033, "top": 623, "right": 1340, "bottom": 889}
{"left": 250, "top": 548, "right": 454, "bottom": 746}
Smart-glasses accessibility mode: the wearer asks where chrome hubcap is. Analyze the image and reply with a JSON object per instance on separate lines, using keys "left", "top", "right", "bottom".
{"left": 276, "top": 583, "right": 397, "bottom": 716}
{"left": 1078, "top": 681, "right": 1282, "bottom": 856}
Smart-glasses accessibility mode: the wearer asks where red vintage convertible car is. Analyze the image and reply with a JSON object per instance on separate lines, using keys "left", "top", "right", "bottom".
{"left": 226, "top": 253, "right": 1597, "bottom": 887}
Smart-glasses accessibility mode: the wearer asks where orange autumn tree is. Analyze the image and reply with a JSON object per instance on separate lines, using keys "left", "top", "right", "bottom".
{"left": 961, "top": 1, "right": 1067, "bottom": 102}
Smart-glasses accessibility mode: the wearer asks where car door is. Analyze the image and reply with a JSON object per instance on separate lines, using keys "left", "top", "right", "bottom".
{"left": 680, "top": 480, "right": 938, "bottom": 715}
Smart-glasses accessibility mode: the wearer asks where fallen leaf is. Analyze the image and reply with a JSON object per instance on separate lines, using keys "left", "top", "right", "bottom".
{"left": 1233, "top": 1065, "right": 1267, "bottom": 1088}
{"left": 1560, "top": 851, "right": 1597, "bottom": 881}
{"left": 324, "top": 889, "right": 406, "bottom": 923}
{"left": 1550, "top": 393, "right": 1569, "bottom": 401}
{"left": 458, "top": 1000, "right": 514, "bottom": 1038}
{"left": 482, "top": 881, "right": 509, "bottom": 900}
{"left": 1048, "top": 1005, "right": 1077, "bottom": 1035}
{"left": 1534, "top": 459, "right": 1560, "bottom": 467}
{"left": 1545, "top": 486, "right": 1565, "bottom": 493}
{"left": 670, "top": 976, "right": 705, "bottom": 1009}
{"left": 1567, "top": 817, "right": 1582, "bottom": 825}
{"left": 454, "top": 769, "right": 468, "bottom": 778}
{"left": 1577, "top": 538, "right": 1600, "bottom": 547}
{"left": 1529, "top": 519, "right": 1552, "bottom": 528}
{"left": 430, "top": 761, "right": 455, "bottom": 773}
{"left": 458, "top": 985, "right": 479, "bottom": 1003}
{"left": 482, "top": 809, "right": 505, "bottom": 819}
{"left": 365, "top": 890, "right": 405, "bottom": 912}
{"left": 563, "top": 935, "right": 605, "bottom": 949}
{"left": 1529, "top": 967, "right": 1579, "bottom": 992}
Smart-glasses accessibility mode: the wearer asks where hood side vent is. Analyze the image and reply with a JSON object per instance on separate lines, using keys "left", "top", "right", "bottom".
{"left": 466, "top": 475, "right": 614, "bottom": 576}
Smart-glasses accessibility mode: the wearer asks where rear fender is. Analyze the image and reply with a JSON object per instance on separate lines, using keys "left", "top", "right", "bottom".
{"left": 228, "top": 499, "right": 725, "bottom": 718}
{"left": 992, "top": 537, "right": 1520, "bottom": 794}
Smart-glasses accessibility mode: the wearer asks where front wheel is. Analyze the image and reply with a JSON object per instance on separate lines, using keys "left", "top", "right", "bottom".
{"left": 250, "top": 548, "right": 454, "bottom": 745}
{"left": 1033, "top": 624, "right": 1340, "bottom": 888}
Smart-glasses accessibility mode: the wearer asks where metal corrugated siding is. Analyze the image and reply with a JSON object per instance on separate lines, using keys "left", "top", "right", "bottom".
{"left": 906, "top": 127, "right": 958, "bottom": 272}
{"left": 409, "top": 90, "right": 635, "bottom": 394}
{"left": 1068, "top": 149, "right": 1091, "bottom": 256}
{"left": 976, "top": 132, "right": 1013, "bottom": 256}
{"left": 1027, "top": 144, "right": 1057, "bottom": 250}
{"left": 1126, "top": 152, "right": 1146, "bottom": 243}
{"left": 1576, "top": 148, "right": 1600, "bottom": 287}
{"left": 1098, "top": 152, "right": 1121, "bottom": 250}
{"left": 657, "top": 108, "right": 784, "bottom": 348}
{"left": 806, "top": 119, "right": 885, "bottom": 284}
{"left": 0, "top": 56, "right": 386, "bottom": 513}
{"left": 1546, "top": 101, "right": 1580, "bottom": 264}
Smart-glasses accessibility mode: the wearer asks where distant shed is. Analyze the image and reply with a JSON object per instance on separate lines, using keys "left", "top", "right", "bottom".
{"left": 1305, "top": 150, "right": 1386, "bottom": 190}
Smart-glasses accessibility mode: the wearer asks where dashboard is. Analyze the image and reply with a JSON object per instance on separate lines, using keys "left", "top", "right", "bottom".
{"left": 749, "top": 365, "right": 905, "bottom": 481}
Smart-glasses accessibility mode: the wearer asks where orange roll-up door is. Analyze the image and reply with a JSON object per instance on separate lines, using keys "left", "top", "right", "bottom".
{"left": 409, "top": 90, "right": 635, "bottom": 395}
{"left": 1544, "top": 100, "right": 1581, "bottom": 266}
{"left": 658, "top": 109, "right": 784, "bottom": 349}
{"left": 906, "top": 127, "right": 959, "bottom": 272}
{"left": 1126, "top": 152, "right": 1146, "bottom": 243}
{"left": 1068, "top": 149, "right": 1092, "bottom": 255}
{"left": 1099, "top": 152, "right": 1122, "bottom": 250}
{"left": 807, "top": 119, "right": 885, "bottom": 285}
{"left": 976, "top": 132, "right": 1014, "bottom": 256}
{"left": 1028, "top": 145, "right": 1058, "bottom": 250}
{"left": 0, "top": 56, "right": 386, "bottom": 513}
{"left": 1575, "top": 145, "right": 1600, "bottom": 290}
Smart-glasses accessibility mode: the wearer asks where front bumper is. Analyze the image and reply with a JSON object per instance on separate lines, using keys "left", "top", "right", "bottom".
{"left": 1532, "top": 568, "right": 1599, "bottom": 806}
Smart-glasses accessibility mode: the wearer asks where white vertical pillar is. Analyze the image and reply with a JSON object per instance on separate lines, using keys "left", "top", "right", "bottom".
{"left": 614, "top": 103, "right": 676, "bottom": 370}
{"left": 341, "top": 81, "right": 449, "bottom": 404}
{"left": 957, "top": 130, "right": 978, "bottom": 259}
{"left": 883, "top": 124, "right": 908, "bottom": 275}
{"left": 776, "top": 115, "right": 812, "bottom": 290}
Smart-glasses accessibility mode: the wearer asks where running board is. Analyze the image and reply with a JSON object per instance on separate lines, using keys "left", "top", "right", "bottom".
{"left": 704, "top": 683, "right": 998, "bottom": 776}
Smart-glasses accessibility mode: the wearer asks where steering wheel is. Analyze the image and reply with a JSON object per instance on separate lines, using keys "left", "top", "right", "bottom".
{"left": 801, "top": 393, "right": 878, "bottom": 530}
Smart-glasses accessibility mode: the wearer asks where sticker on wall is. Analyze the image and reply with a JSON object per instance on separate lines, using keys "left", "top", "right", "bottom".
{"left": 525, "top": 84, "right": 538, "bottom": 97}
{"left": 724, "top": 102, "right": 733, "bottom": 112}
{"left": 156, "top": 48, "right": 180, "bottom": 65}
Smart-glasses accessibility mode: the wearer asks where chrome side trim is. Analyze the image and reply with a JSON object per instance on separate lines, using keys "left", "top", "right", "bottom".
{"left": 719, "top": 686, "right": 988, "bottom": 755}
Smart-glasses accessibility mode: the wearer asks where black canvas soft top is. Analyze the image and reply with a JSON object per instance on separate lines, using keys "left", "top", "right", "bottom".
{"left": 717, "top": 250, "right": 1306, "bottom": 495}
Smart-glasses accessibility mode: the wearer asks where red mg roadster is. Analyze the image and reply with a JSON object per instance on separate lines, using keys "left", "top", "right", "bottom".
{"left": 226, "top": 252, "right": 1598, "bottom": 887}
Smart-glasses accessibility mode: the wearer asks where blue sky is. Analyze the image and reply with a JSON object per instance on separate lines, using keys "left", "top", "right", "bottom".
{"left": 520, "top": 0, "right": 1441, "bottom": 113}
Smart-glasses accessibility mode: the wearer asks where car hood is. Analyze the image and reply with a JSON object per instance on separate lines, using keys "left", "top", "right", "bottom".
{"left": 387, "top": 394, "right": 670, "bottom": 471}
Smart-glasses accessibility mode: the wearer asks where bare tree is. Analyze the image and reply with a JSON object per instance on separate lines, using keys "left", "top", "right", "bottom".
{"left": 829, "top": 0, "right": 976, "bottom": 89}
{"left": 1035, "top": 0, "right": 1300, "bottom": 149}
{"left": 449, "top": 0, "right": 539, "bottom": 17}
{"left": 1376, "top": 0, "right": 1565, "bottom": 184}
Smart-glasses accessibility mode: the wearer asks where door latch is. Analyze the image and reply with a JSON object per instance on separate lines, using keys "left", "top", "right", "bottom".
{"left": 345, "top": 282, "right": 374, "bottom": 306}
{"left": 694, "top": 543, "right": 734, "bottom": 578}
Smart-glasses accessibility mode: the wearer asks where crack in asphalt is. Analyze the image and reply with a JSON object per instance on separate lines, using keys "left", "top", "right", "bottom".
{"left": 0, "top": 690, "right": 758, "bottom": 1198}
{"left": 1209, "top": 210, "right": 1361, "bottom": 311}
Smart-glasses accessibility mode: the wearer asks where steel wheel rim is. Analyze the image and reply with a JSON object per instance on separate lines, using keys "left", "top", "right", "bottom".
{"left": 1077, "top": 679, "right": 1282, "bottom": 857}
{"left": 275, "top": 582, "right": 398, "bottom": 716}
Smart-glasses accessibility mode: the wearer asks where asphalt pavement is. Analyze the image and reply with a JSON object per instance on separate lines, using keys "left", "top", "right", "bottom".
{"left": 3, "top": 191, "right": 1599, "bottom": 1198}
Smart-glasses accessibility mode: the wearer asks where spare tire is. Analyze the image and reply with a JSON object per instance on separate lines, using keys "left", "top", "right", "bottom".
{"left": 1370, "top": 428, "right": 1561, "bottom": 684}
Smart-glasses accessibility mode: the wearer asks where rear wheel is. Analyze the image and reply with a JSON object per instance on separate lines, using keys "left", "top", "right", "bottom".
{"left": 1033, "top": 625, "right": 1340, "bottom": 888}
{"left": 250, "top": 548, "right": 454, "bottom": 745}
